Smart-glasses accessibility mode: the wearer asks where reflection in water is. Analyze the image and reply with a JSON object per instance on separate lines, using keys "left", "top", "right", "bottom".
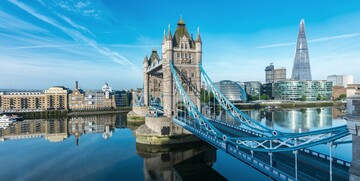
{"left": 270, "top": 108, "right": 333, "bottom": 132}
{"left": 136, "top": 142, "right": 227, "bottom": 181}
{"left": 0, "top": 114, "right": 127, "bottom": 143}
{"left": 220, "top": 107, "right": 338, "bottom": 133}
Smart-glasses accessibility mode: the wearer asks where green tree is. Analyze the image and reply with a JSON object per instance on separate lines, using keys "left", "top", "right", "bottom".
{"left": 260, "top": 94, "right": 270, "bottom": 100}
{"left": 200, "top": 88, "right": 215, "bottom": 103}
{"left": 317, "top": 94, "right": 322, "bottom": 101}
{"left": 247, "top": 95, "right": 259, "bottom": 101}
{"left": 301, "top": 95, "right": 306, "bottom": 101}
{"left": 339, "top": 94, "right": 346, "bottom": 100}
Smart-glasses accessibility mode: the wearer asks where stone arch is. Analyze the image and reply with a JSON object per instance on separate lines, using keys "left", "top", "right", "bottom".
{"left": 181, "top": 69, "right": 188, "bottom": 77}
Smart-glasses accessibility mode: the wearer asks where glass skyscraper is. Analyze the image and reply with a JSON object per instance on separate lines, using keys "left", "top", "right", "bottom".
{"left": 291, "top": 19, "right": 312, "bottom": 81}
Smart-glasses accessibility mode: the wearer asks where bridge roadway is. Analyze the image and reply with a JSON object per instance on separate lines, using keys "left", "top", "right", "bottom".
{"left": 210, "top": 118, "right": 349, "bottom": 181}
{"left": 173, "top": 115, "right": 349, "bottom": 181}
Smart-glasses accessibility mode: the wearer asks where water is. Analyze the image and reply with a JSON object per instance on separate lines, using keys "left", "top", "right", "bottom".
{"left": 0, "top": 113, "right": 270, "bottom": 181}
{"left": 0, "top": 107, "right": 351, "bottom": 180}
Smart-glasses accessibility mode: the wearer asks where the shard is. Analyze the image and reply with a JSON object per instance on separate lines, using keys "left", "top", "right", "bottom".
{"left": 291, "top": 19, "right": 312, "bottom": 81}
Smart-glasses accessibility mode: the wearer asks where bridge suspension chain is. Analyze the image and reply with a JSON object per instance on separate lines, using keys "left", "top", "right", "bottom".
{"left": 170, "top": 61, "right": 220, "bottom": 136}
{"left": 169, "top": 61, "right": 350, "bottom": 152}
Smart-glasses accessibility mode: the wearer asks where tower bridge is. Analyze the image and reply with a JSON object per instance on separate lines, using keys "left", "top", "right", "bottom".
{"left": 130, "top": 18, "right": 354, "bottom": 181}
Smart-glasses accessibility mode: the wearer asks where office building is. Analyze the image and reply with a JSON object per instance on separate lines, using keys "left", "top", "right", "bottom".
{"left": 265, "top": 63, "right": 286, "bottom": 83}
{"left": 244, "top": 81, "right": 262, "bottom": 99}
{"left": 214, "top": 80, "right": 247, "bottom": 103}
{"left": 274, "top": 80, "right": 332, "bottom": 101}
{"left": 69, "top": 81, "right": 115, "bottom": 110}
{"left": 291, "top": 19, "right": 312, "bottom": 81}
{"left": 44, "top": 86, "right": 69, "bottom": 110}
{"left": 326, "top": 75, "right": 353, "bottom": 87}
{"left": 0, "top": 86, "right": 68, "bottom": 112}
{"left": 0, "top": 91, "right": 45, "bottom": 112}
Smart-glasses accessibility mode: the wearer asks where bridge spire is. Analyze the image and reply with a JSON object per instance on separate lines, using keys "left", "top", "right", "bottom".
{"left": 167, "top": 24, "right": 172, "bottom": 40}
{"left": 143, "top": 56, "right": 149, "bottom": 66}
{"left": 162, "top": 29, "right": 167, "bottom": 43}
{"left": 178, "top": 15, "right": 185, "bottom": 25}
{"left": 196, "top": 26, "right": 202, "bottom": 43}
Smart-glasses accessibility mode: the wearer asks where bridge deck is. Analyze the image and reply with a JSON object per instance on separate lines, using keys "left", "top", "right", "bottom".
{"left": 173, "top": 117, "right": 350, "bottom": 181}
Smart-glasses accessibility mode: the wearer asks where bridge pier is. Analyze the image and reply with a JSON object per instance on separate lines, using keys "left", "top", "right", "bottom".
{"left": 127, "top": 106, "right": 148, "bottom": 123}
{"left": 346, "top": 95, "right": 360, "bottom": 181}
{"left": 135, "top": 116, "right": 200, "bottom": 145}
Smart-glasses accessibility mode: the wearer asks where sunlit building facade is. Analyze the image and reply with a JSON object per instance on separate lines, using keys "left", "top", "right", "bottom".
{"left": 0, "top": 91, "right": 45, "bottom": 112}
{"left": 274, "top": 80, "right": 332, "bottom": 101}
{"left": 326, "top": 74, "right": 353, "bottom": 87}
{"left": 44, "top": 86, "right": 69, "bottom": 110}
{"left": 68, "top": 81, "right": 115, "bottom": 111}
{"left": 0, "top": 86, "right": 68, "bottom": 112}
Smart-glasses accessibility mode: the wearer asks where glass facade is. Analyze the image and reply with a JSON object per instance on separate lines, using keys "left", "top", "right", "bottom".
{"left": 274, "top": 80, "right": 333, "bottom": 101}
{"left": 291, "top": 19, "right": 312, "bottom": 81}
{"left": 214, "top": 80, "right": 247, "bottom": 103}
{"left": 244, "top": 81, "right": 262, "bottom": 98}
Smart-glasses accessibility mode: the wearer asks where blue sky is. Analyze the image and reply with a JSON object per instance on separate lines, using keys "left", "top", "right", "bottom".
{"left": 0, "top": 0, "right": 359, "bottom": 90}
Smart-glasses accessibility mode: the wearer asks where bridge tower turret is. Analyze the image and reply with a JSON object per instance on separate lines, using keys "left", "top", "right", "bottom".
{"left": 143, "top": 56, "right": 149, "bottom": 106}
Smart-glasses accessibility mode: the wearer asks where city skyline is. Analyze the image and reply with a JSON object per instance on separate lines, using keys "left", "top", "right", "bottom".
{"left": 0, "top": 0, "right": 359, "bottom": 89}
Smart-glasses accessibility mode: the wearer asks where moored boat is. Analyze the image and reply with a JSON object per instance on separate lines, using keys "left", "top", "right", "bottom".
{"left": 0, "top": 114, "right": 19, "bottom": 129}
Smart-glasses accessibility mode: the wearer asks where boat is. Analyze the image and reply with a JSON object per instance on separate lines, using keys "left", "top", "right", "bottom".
{"left": 264, "top": 105, "right": 282, "bottom": 112}
{"left": 0, "top": 114, "right": 19, "bottom": 129}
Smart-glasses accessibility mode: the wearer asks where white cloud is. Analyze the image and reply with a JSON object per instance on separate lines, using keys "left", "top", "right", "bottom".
{"left": 7, "top": 44, "right": 87, "bottom": 50}
{"left": 36, "top": 0, "right": 45, "bottom": 6}
{"left": 0, "top": 10, "right": 48, "bottom": 32}
{"left": 254, "top": 33, "right": 360, "bottom": 49}
{"left": 254, "top": 42, "right": 295, "bottom": 49}
{"left": 107, "top": 44, "right": 160, "bottom": 48}
{"left": 54, "top": 0, "right": 100, "bottom": 18}
{"left": 8, "top": 0, "right": 139, "bottom": 70}
{"left": 308, "top": 33, "right": 360, "bottom": 43}
{"left": 76, "top": 1, "right": 88, "bottom": 9}
{"left": 58, "top": 14, "right": 96, "bottom": 37}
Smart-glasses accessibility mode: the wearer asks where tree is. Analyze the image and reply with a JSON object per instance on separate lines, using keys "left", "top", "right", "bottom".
{"left": 260, "top": 94, "right": 270, "bottom": 100}
{"left": 339, "top": 94, "right": 346, "bottom": 100}
{"left": 301, "top": 95, "right": 306, "bottom": 101}
{"left": 317, "top": 94, "right": 322, "bottom": 101}
{"left": 247, "top": 95, "right": 259, "bottom": 101}
{"left": 200, "top": 88, "right": 214, "bottom": 103}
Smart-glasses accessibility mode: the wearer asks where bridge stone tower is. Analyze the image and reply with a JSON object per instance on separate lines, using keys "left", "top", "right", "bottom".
{"left": 136, "top": 17, "right": 202, "bottom": 145}
{"left": 157, "top": 17, "right": 202, "bottom": 117}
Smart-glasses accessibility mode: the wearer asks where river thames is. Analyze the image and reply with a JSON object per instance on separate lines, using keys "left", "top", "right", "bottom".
{"left": 0, "top": 107, "right": 351, "bottom": 181}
